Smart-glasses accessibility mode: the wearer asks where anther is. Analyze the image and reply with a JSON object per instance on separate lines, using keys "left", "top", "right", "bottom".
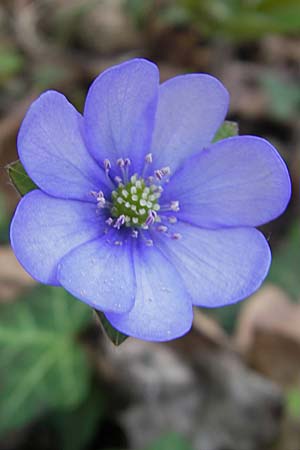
{"left": 124, "top": 158, "right": 131, "bottom": 167}
{"left": 168, "top": 216, "right": 177, "bottom": 224}
{"left": 170, "top": 201, "right": 180, "bottom": 212}
{"left": 117, "top": 158, "right": 125, "bottom": 168}
{"left": 114, "top": 176, "right": 122, "bottom": 185}
{"left": 105, "top": 217, "right": 114, "bottom": 226}
{"left": 157, "top": 225, "right": 168, "bottom": 233}
{"left": 145, "top": 153, "right": 153, "bottom": 164}
{"left": 103, "top": 159, "right": 111, "bottom": 171}
{"left": 172, "top": 233, "right": 182, "bottom": 240}
{"left": 145, "top": 239, "right": 153, "bottom": 247}
{"left": 145, "top": 210, "right": 157, "bottom": 226}
{"left": 114, "top": 214, "right": 126, "bottom": 229}
{"left": 91, "top": 190, "right": 106, "bottom": 208}
{"left": 155, "top": 166, "right": 171, "bottom": 181}
{"left": 131, "top": 230, "right": 138, "bottom": 238}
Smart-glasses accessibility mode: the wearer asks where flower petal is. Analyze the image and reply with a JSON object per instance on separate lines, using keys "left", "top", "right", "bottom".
{"left": 10, "top": 190, "right": 103, "bottom": 285}
{"left": 106, "top": 244, "right": 193, "bottom": 341}
{"left": 84, "top": 58, "right": 159, "bottom": 173}
{"left": 18, "top": 90, "right": 109, "bottom": 201}
{"left": 155, "top": 223, "right": 271, "bottom": 307}
{"left": 57, "top": 235, "right": 135, "bottom": 313}
{"left": 150, "top": 74, "right": 229, "bottom": 173}
{"left": 163, "top": 136, "right": 291, "bottom": 228}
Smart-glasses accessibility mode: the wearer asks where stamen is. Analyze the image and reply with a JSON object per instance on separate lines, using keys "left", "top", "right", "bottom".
{"left": 105, "top": 217, "right": 114, "bottom": 226}
{"left": 114, "top": 214, "right": 126, "bottom": 229}
{"left": 117, "top": 158, "right": 125, "bottom": 168}
{"left": 103, "top": 159, "right": 111, "bottom": 172}
{"left": 142, "top": 153, "right": 153, "bottom": 177}
{"left": 172, "top": 233, "right": 182, "bottom": 240}
{"left": 170, "top": 201, "right": 180, "bottom": 212}
{"left": 145, "top": 239, "right": 153, "bottom": 247}
{"left": 117, "top": 158, "right": 128, "bottom": 183}
{"left": 147, "top": 175, "right": 155, "bottom": 184}
{"left": 157, "top": 225, "right": 168, "bottom": 233}
{"left": 91, "top": 190, "right": 106, "bottom": 208}
{"left": 168, "top": 216, "right": 177, "bottom": 224}
{"left": 145, "top": 153, "right": 153, "bottom": 164}
{"left": 154, "top": 166, "right": 171, "bottom": 181}
{"left": 145, "top": 210, "right": 157, "bottom": 226}
{"left": 131, "top": 229, "right": 138, "bottom": 238}
{"left": 115, "top": 176, "right": 122, "bottom": 185}
{"left": 124, "top": 158, "right": 131, "bottom": 183}
{"left": 124, "top": 158, "right": 131, "bottom": 167}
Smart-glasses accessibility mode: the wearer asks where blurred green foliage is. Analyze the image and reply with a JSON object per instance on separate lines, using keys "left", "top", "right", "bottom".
{"left": 0, "top": 286, "right": 93, "bottom": 436}
{"left": 286, "top": 387, "right": 300, "bottom": 418}
{"left": 261, "top": 74, "right": 300, "bottom": 121}
{"left": 0, "top": 192, "right": 10, "bottom": 244}
{"left": 268, "top": 223, "right": 300, "bottom": 299}
{"left": 0, "top": 47, "right": 24, "bottom": 85}
{"left": 178, "top": 0, "right": 300, "bottom": 40}
{"left": 127, "top": 0, "right": 300, "bottom": 39}
{"left": 145, "top": 433, "right": 194, "bottom": 450}
{"left": 52, "top": 388, "right": 105, "bottom": 450}
{"left": 125, "top": 0, "right": 155, "bottom": 27}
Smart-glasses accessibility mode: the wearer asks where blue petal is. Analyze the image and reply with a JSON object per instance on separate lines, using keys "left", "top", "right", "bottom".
{"left": 84, "top": 58, "right": 159, "bottom": 174}
{"left": 155, "top": 223, "right": 271, "bottom": 307}
{"left": 150, "top": 74, "right": 229, "bottom": 173}
{"left": 163, "top": 136, "right": 291, "bottom": 228}
{"left": 57, "top": 235, "right": 135, "bottom": 314}
{"left": 106, "top": 243, "right": 193, "bottom": 341}
{"left": 18, "top": 91, "right": 110, "bottom": 201}
{"left": 10, "top": 190, "right": 104, "bottom": 285}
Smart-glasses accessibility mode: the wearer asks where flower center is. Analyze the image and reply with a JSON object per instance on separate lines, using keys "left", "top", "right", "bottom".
{"left": 91, "top": 154, "right": 180, "bottom": 241}
{"left": 110, "top": 174, "right": 160, "bottom": 228}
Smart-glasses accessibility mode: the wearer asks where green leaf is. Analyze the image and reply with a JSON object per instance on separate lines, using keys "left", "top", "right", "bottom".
{"left": 145, "top": 433, "right": 194, "bottom": 450}
{"left": 0, "top": 286, "right": 92, "bottom": 436}
{"left": 268, "top": 224, "right": 300, "bottom": 299}
{"left": 94, "top": 311, "right": 128, "bottom": 346}
{"left": 212, "top": 120, "right": 239, "bottom": 143}
{"left": 6, "top": 160, "right": 38, "bottom": 196}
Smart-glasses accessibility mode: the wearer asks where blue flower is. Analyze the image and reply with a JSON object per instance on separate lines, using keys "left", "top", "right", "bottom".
{"left": 10, "top": 58, "right": 291, "bottom": 341}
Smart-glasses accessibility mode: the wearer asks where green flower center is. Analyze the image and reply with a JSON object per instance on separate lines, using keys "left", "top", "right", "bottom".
{"left": 110, "top": 175, "right": 160, "bottom": 227}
